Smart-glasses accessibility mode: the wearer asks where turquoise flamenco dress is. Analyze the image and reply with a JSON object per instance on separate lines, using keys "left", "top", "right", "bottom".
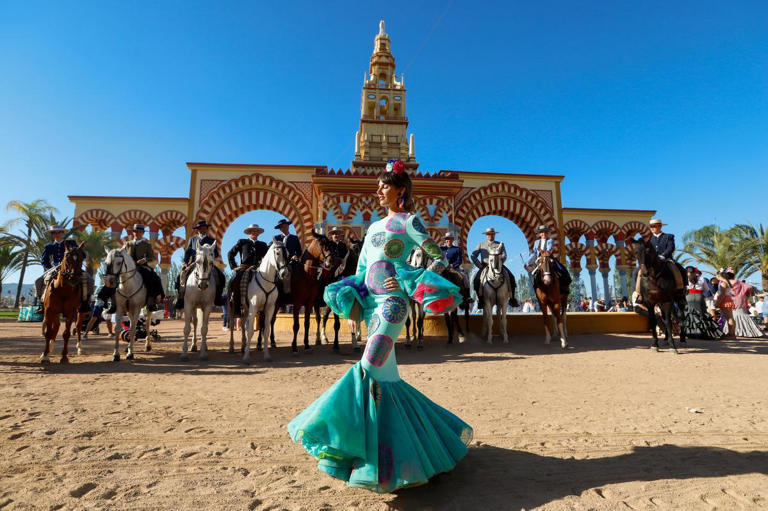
{"left": 287, "top": 212, "right": 473, "bottom": 493}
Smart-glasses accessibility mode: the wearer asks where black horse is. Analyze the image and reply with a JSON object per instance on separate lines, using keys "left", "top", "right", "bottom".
{"left": 319, "top": 237, "right": 364, "bottom": 352}
{"left": 629, "top": 237, "right": 688, "bottom": 353}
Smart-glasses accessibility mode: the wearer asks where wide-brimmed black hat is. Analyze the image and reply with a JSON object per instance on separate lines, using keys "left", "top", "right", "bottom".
{"left": 535, "top": 225, "right": 552, "bottom": 234}
{"left": 274, "top": 219, "right": 292, "bottom": 229}
{"left": 133, "top": 223, "right": 146, "bottom": 231}
{"left": 193, "top": 220, "right": 211, "bottom": 230}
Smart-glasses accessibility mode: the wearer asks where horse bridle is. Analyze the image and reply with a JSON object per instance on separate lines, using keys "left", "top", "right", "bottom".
{"left": 485, "top": 250, "right": 504, "bottom": 290}
{"left": 59, "top": 251, "right": 83, "bottom": 287}
{"left": 106, "top": 251, "right": 144, "bottom": 300}
{"left": 253, "top": 243, "right": 289, "bottom": 298}
{"left": 304, "top": 240, "right": 335, "bottom": 280}
{"left": 194, "top": 251, "right": 213, "bottom": 289}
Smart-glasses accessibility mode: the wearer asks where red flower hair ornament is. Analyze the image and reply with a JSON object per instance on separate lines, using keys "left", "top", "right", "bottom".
{"left": 386, "top": 159, "right": 406, "bottom": 174}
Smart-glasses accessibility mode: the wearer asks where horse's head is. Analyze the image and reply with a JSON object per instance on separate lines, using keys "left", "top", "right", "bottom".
{"left": 270, "top": 241, "right": 290, "bottom": 281}
{"left": 487, "top": 244, "right": 503, "bottom": 274}
{"left": 60, "top": 242, "right": 84, "bottom": 285}
{"left": 104, "top": 246, "right": 127, "bottom": 278}
{"left": 195, "top": 241, "right": 216, "bottom": 289}
{"left": 349, "top": 237, "right": 363, "bottom": 256}
{"left": 409, "top": 247, "right": 428, "bottom": 268}
{"left": 628, "top": 237, "right": 655, "bottom": 268}
{"left": 307, "top": 231, "right": 335, "bottom": 274}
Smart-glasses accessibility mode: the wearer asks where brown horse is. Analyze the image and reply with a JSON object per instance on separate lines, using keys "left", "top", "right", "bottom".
{"left": 533, "top": 254, "right": 569, "bottom": 349}
{"left": 269, "top": 231, "right": 339, "bottom": 353}
{"left": 41, "top": 242, "right": 87, "bottom": 364}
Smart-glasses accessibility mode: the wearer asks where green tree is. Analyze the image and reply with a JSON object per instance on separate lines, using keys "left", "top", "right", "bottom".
{"left": 681, "top": 224, "right": 750, "bottom": 279}
{"left": 733, "top": 223, "right": 768, "bottom": 291}
{"left": 74, "top": 228, "right": 115, "bottom": 277}
{"left": 5, "top": 199, "right": 57, "bottom": 307}
{"left": 0, "top": 242, "right": 24, "bottom": 298}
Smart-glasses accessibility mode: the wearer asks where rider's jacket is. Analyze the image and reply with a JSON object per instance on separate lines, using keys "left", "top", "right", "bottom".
{"left": 228, "top": 239, "right": 269, "bottom": 269}
{"left": 471, "top": 240, "right": 507, "bottom": 268}
{"left": 275, "top": 233, "right": 302, "bottom": 259}
{"left": 184, "top": 234, "right": 220, "bottom": 264}
{"left": 42, "top": 239, "right": 80, "bottom": 270}
{"left": 441, "top": 244, "right": 463, "bottom": 269}
{"left": 650, "top": 232, "right": 675, "bottom": 260}
{"left": 127, "top": 238, "right": 156, "bottom": 267}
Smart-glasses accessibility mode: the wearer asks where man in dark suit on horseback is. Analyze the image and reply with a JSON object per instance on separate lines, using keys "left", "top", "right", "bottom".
{"left": 526, "top": 225, "right": 572, "bottom": 289}
{"left": 126, "top": 224, "right": 165, "bottom": 310}
{"left": 227, "top": 223, "right": 269, "bottom": 316}
{"left": 176, "top": 220, "right": 226, "bottom": 308}
{"left": 471, "top": 228, "right": 517, "bottom": 308}
{"left": 633, "top": 218, "right": 685, "bottom": 306}
{"left": 327, "top": 227, "right": 348, "bottom": 276}
{"left": 34, "top": 225, "right": 90, "bottom": 312}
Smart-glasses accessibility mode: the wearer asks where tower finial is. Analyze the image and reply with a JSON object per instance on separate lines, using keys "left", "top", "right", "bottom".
{"left": 379, "top": 19, "right": 385, "bottom": 35}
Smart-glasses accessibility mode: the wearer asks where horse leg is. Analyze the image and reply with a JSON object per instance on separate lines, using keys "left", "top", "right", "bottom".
{"left": 270, "top": 305, "right": 277, "bottom": 348}
{"left": 190, "top": 308, "right": 198, "bottom": 352}
{"left": 199, "top": 307, "right": 210, "bottom": 361}
{"left": 112, "top": 305, "right": 123, "bottom": 362}
{"left": 291, "top": 308, "right": 299, "bottom": 353}
{"left": 663, "top": 303, "right": 678, "bottom": 354}
{"left": 262, "top": 303, "right": 274, "bottom": 362}
{"left": 41, "top": 313, "right": 59, "bottom": 364}
{"left": 500, "top": 299, "right": 509, "bottom": 344}
{"left": 558, "top": 302, "right": 568, "bottom": 349}
{"left": 677, "top": 297, "right": 688, "bottom": 345}
{"left": 126, "top": 310, "right": 136, "bottom": 360}
{"left": 75, "top": 311, "right": 85, "bottom": 355}
{"left": 242, "top": 316, "right": 248, "bottom": 353}
{"left": 444, "top": 313, "right": 453, "bottom": 344}
{"left": 181, "top": 304, "right": 191, "bottom": 361}
{"left": 228, "top": 304, "right": 236, "bottom": 354}
{"left": 416, "top": 305, "right": 425, "bottom": 350}
{"left": 314, "top": 305, "right": 322, "bottom": 346}
{"left": 243, "top": 307, "right": 255, "bottom": 364}
{"left": 320, "top": 307, "right": 330, "bottom": 345}
{"left": 649, "top": 303, "right": 660, "bottom": 351}
{"left": 60, "top": 313, "right": 73, "bottom": 364}
{"left": 484, "top": 296, "right": 493, "bottom": 344}
{"left": 463, "top": 307, "right": 470, "bottom": 343}
{"left": 405, "top": 310, "right": 413, "bottom": 347}
{"left": 348, "top": 318, "right": 360, "bottom": 351}
{"left": 541, "top": 301, "right": 552, "bottom": 345}
{"left": 144, "top": 307, "right": 153, "bottom": 353}
{"left": 304, "top": 306, "right": 312, "bottom": 350}
{"left": 333, "top": 313, "right": 341, "bottom": 351}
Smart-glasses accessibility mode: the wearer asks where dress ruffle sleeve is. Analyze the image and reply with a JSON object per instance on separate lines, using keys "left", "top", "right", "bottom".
{"left": 323, "top": 242, "right": 369, "bottom": 319}
{"left": 399, "top": 215, "right": 461, "bottom": 315}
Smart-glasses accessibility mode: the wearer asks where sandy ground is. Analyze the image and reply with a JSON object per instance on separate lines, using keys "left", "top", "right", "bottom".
{"left": 0, "top": 316, "right": 767, "bottom": 511}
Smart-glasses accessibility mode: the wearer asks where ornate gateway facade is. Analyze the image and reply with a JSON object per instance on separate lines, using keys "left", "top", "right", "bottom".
{"left": 70, "top": 21, "right": 653, "bottom": 302}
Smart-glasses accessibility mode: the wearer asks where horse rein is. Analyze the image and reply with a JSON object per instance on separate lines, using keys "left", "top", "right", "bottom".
{"left": 107, "top": 253, "right": 145, "bottom": 301}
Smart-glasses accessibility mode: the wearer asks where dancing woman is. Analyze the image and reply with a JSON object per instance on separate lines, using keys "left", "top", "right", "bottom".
{"left": 288, "top": 159, "right": 473, "bottom": 493}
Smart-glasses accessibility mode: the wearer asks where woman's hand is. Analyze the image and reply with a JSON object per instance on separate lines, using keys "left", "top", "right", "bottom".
{"left": 384, "top": 277, "right": 401, "bottom": 292}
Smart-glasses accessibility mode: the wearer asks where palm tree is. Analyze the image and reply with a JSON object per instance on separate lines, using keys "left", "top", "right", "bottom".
{"left": 681, "top": 224, "right": 750, "bottom": 279}
{"left": 733, "top": 223, "right": 768, "bottom": 291}
{"left": 5, "top": 199, "right": 57, "bottom": 307}
{"left": 74, "top": 227, "right": 115, "bottom": 277}
{"left": 0, "top": 243, "right": 24, "bottom": 298}
{"left": 24, "top": 213, "right": 74, "bottom": 267}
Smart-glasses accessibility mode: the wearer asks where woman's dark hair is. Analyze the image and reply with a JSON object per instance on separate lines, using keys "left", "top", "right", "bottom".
{"left": 378, "top": 170, "right": 415, "bottom": 212}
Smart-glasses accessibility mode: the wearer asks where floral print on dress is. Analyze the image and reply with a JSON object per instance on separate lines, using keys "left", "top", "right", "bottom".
{"left": 366, "top": 261, "right": 396, "bottom": 295}
{"left": 383, "top": 238, "right": 405, "bottom": 259}
{"left": 365, "top": 334, "right": 394, "bottom": 367}
{"left": 385, "top": 213, "right": 408, "bottom": 234}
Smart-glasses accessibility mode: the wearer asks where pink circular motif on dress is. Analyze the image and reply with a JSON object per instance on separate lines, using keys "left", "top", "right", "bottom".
{"left": 366, "top": 261, "right": 395, "bottom": 295}
{"left": 365, "top": 334, "right": 393, "bottom": 367}
{"left": 385, "top": 213, "right": 408, "bottom": 234}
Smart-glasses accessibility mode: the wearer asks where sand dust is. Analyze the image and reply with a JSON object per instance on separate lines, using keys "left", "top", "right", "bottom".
{"left": 0, "top": 317, "right": 766, "bottom": 510}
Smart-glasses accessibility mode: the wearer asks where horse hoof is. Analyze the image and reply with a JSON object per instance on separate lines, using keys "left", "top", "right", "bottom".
{"left": 405, "top": 343, "right": 412, "bottom": 349}
{"left": 353, "top": 346, "right": 361, "bottom": 353}
{"left": 228, "top": 348, "right": 235, "bottom": 354}
{"left": 242, "top": 358, "right": 251, "bottom": 365}
{"left": 304, "top": 347, "right": 313, "bottom": 353}
{"left": 458, "top": 336, "right": 466, "bottom": 344}
{"left": 126, "top": 352, "right": 135, "bottom": 360}
{"left": 200, "top": 354, "right": 208, "bottom": 361}
{"left": 270, "top": 342, "right": 277, "bottom": 349}
{"left": 291, "top": 346, "right": 298, "bottom": 353}
{"left": 670, "top": 349, "right": 679, "bottom": 355}
{"left": 60, "top": 357, "right": 69, "bottom": 364}
{"left": 256, "top": 346, "right": 262, "bottom": 351}
{"left": 145, "top": 345, "right": 152, "bottom": 352}
{"left": 264, "top": 355, "right": 272, "bottom": 362}
{"left": 332, "top": 345, "right": 340, "bottom": 353}
{"left": 650, "top": 346, "right": 658, "bottom": 352}
{"left": 180, "top": 353, "right": 189, "bottom": 362}
{"left": 77, "top": 349, "right": 84, "bottom": 356}
{"left": 112, "top": 354, "right": 120, "bottom": 362}
{"left": 40, "top": 358, "right": 50, "bottom": 365}
{"left": 190, "top": 346, "right": 197, "bottom": 352}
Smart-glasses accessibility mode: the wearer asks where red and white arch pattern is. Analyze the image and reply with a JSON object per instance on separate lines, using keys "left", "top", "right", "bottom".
{"left": 75, "top": 209, "right": 116, "bottom": 230}
{"left": 153, "top": 210, "right": 187, "bottom": 235}
{"left": 196, "top": 173, "right": 313, "bottom": 243}
{"left": 413, "top": 196, "right": 451, "bottom": 224}
{"left": 454, "top": 181, "right": 558, "bottom": 260}
{"left": 115, "top": 209, "right": 153, "bottom": 229}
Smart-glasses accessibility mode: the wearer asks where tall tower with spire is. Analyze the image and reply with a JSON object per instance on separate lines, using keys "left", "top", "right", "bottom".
{"left": 351, "top": 20, "right": 418, "bottom": 172}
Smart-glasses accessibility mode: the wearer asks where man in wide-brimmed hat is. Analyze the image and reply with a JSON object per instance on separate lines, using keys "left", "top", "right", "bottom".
{"left": 526, "top": 225, "right": 572, "bottom": 288}
{"left": 226, "top": 224, "right": 269, "bottom": 316}
{"left": 34, "top": 225, "right": 88, "bottom": 311}
{"left": 176, "top": 220, "right": 226, "bottom": 308}
{"left": 327, "top": 227, "right": 348, "bottom": 277}
{"left": 274, "top": 219, "right": 302, "bottom": 262}
{"left": 470, "top": 227, "right": 516, "bottom": 308}
{"left": 632, "top": 218, "right": 684, "bottom": 306}
{"left": 127, "top": 224, "right": 164, "bottom": 310}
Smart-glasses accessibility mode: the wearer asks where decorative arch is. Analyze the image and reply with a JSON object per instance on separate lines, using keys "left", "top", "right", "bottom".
{"left": 115, "top": 209, "right": 153, "bottom": 229}
{"left": 563, "top": 219, "right": 592, "bottom": 243}
{"left": 322, "top": 193, "right": 367, "bottom": 222}
{"left": 595, "top": 242, "right": 618, "bottom": 268}
{"left": 154, "top": 210, "right": 187, "bottom": 235}
{"left": 196, "top": 173, "right": 313, "bottom": 243}
{"left": 76, "top": 209, "right": 116, "bottom": 230}
{"left": 454, "top": 181, "right": 558, "bottom": 259}
{"left": 622, "top": 221, "right": 650, "bottom": 240}
{"left": 413, "top": 196, "right": 451, "bottom": 224}
{"left": 591, "top": 220, "right": 621, "bottom": 243}
{"left": 564, "top": 242, "right": 587, "bottom": 270}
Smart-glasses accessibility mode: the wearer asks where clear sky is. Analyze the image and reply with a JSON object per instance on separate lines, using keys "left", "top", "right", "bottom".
{"left": 1, "top": 0, "right": 767, "bottom": 289}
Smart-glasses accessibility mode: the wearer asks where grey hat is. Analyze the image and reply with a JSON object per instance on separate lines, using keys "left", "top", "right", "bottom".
{"left": 328, "top": 226, "right": 344, "bottom": 235}
{"left": 46, "top": 225, "right": 66, "bottom": 233}
{"left": 535, "top": 225, "right": 552, "bottom": 234}
{"left": 243, "top": 224, "right": 264, "bottom": 235}
{"left": 483, "top": 228, "right": 497, "bottom": 235}
{"left": 443, "top": 232, "right": 456, "bottom": 239}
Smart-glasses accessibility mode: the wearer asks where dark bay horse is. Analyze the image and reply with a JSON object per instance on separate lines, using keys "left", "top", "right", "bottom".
{"left": 533, "top": 253, "right": 570, "bottom": 349}
{"left": 269, "top": 231, "right": 338, "bottom": 353}
{"left": 629, "top": 237, "right": 688, "bottom": 353}
{"left": 320, "top": 237, "right": 364, "bottom": 352}
{"left": 41, "top": 242, "right": 87, "bottom": 364}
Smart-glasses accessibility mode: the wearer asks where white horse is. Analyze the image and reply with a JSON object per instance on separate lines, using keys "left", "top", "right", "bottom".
{"left": 242, "top": 241, "right": 290, "bottom": 363}
{"left": 104, "top": 247, "right": 148, "bottom": 362}
{"left": 181, "top": 242, "right": 217, "bottom": 361}
{"left": 481, "top": 244, "right": 510, "bottom": 344}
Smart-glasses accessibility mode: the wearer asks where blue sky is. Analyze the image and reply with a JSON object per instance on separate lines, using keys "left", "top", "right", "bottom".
{"left": 1, "top": 1, "right": 767, "bottom": 289}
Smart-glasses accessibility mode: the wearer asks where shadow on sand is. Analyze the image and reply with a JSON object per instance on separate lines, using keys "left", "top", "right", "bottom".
{"left": 388, "top": 444, "right": 768, "bottom": 510}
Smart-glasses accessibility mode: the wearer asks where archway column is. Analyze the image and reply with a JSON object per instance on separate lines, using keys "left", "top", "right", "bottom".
{"left": 600, "top": 267, "right": 611, "bottom": 304}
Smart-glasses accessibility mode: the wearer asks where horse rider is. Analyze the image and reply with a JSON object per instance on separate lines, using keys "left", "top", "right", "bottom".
{"left": 633, "top": 218, "right": 684, "bottom": 305}
{"left": 471, "top": 227, "right": 516, "bottom": 308}
{"left": 34, "top": 224, "right": 90, "bottom": 312}
{"left": 327, "top": 227, "right": 348, "bottom": 277}
{"left": 526, "top": 225, "right": 572, "bottom": 288}
{"left": 441, "top": 232, "right": 469, "bottom": 288}
{"left": 175, "top": 220, "right": 226, "bottom": 308}
{"left": 227, "top": 223, "right": 269, "bottom": 316}
{"left": 274, "top": 219, "right": 302, "bottom": 262}
{"left": 126, "top": 224, "right": 165, "bottom": 310}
